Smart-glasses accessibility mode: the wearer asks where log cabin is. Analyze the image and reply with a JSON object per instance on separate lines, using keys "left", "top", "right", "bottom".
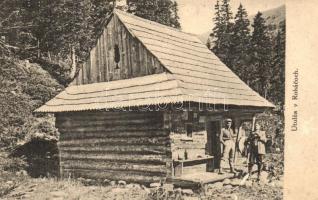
{"left": 36, "top": 10, "right": 274, "bottom": 184}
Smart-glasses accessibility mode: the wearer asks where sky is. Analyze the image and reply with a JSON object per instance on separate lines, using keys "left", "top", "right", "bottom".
{"left": 176, "top": 0, "right": 285, "bottom": 35}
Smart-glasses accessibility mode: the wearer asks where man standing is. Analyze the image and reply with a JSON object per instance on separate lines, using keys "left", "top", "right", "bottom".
{"left": 219, "top": 118, "right": 237, "bottom": 174}
{"left": 246, "top": 123, "right": 266, "bottom": 180}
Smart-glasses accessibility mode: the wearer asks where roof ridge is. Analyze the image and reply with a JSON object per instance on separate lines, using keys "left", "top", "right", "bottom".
{"left": 113, "top": 9, "right": 199, "bottom": 38}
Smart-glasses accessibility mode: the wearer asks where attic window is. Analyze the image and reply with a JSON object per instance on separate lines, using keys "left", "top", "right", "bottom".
{"left": 114, "top": 44, "right": 120, "bottom": 69}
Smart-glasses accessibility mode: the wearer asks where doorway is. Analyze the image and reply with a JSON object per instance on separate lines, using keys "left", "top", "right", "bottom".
{"left": 206, "top": 121, "right": 221, "bottom": 171}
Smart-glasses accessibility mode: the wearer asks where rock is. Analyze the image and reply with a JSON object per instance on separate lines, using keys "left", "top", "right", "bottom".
{"left": 245, "top": 180, "right": 253, "bottom": 187}
{"left": 118, "top": 180, "right": 126, "bottom": 187}
{"left": 223, "top": 178, "right": 231, "bottom": 185}
{"left": 230, "top": 179, "right": 241, "bottom": 186}
{"left": 271, "top": 180, "right": 283, "bottom": 188}
{"left": 269, "top": 181, "right": 275, "bottom": 187}
{"left": 83, "top": 179, "right": 95, "bottom": 185}
{"left": 27, "top": 188, "right": 35, "bottom": 192}
{"left": 182, "top": 189, "right": 194, "bottom": 196}
{"left": 162, "top": 183, "right": 174, "bottom": 192}
{"left": 77, "top": 177, "right": 85, "bottom": 183}
{"left": 16, "top": 170, "right": 28, "bottom": 176}
{"left": 51, "top": 191, "right": 66, "bottom": 198}
{"left": 259, "top": 172, "right": 269, "bottom": 183}
{"left": 103, "top": 179, "right": 111, "bottom": 185}
{"left": 23, "top": 193, "right": 32, "bottom": 198}
{"left": 224, "top": 184, "right": 233, "bottom": 189}
{"left": 174, "top": 188, "right": 182, "bottom": 193}
{"left": 141, "top": 185, "right": 151, "bottom": 193}
{"left": 231, "top": 194, "right": 238, "bottom": 200}
{"left": 208, "top": 182, "right": 223, "bottom": 189}
{"left": 21, "top": 170, "right": 28, "bottom": 176}
{"left": 127, "top": 183, "right": 141, "bottom": 189}
{"left": 183, "top": 197, "right": 200, "bottom": 200}
{"left": 6, "top": 181, "right": 14, "bottom": 185}
{"left": 150, "top": 182, "right": 161, "bottom": 188}
{"left": 110, "top": 181, "right": 116, "bottom": 186}
{"left": 52, "top": 198, "right": 64, "bottom": 200}
{"left": 90, "top": 186, "right": 98, "bottom": 192}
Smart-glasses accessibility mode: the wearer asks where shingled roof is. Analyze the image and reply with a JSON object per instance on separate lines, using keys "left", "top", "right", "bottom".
{"left": 36, "top": 10, "right": 274, "bottom": 113}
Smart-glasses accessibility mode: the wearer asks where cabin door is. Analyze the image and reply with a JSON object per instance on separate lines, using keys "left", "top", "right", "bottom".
{"left": 206, "top": 121, "right": 221, "bottom": 171}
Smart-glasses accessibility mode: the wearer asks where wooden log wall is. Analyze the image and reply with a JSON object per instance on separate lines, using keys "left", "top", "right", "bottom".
{"left": 55, "top": 111, "right": 172, "bottom": 184}
{"left": 74, "top": 15, "right": 166, "bottom": 85}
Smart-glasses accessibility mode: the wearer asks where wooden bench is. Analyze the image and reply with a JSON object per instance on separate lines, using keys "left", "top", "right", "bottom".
{"left": 173, "top": 156, "right": 214, "bottom": 177}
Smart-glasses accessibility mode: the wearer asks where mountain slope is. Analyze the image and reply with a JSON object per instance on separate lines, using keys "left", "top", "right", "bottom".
{"left": 248, "top": 5, "right": 285, "bottom": 33}
{"left": 198, "top": 4, "right": 285, "bottom": 43}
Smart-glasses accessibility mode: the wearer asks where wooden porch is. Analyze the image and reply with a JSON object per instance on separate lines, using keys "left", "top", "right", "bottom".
{"left": 171, "top": 172, "right": 236, "bottom": 188}
{"left": 170, "top": 156, "right": 248, "bottom": 188}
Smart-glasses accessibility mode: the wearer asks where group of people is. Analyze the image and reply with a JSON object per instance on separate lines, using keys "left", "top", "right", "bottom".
{"left": 219, "top": 118, "right": 266, "bottom": 180}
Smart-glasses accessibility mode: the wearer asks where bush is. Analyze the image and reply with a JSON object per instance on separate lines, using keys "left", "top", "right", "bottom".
{"left": 11, "top": 137, "right": 59, "bottom": 178}
{"left": 0, "top": 152, "right": 28, "bottom": 173}
{"left": 256, "top": 111, "right": 284, "bottom": 152}
{"left": 0, "top": 57, "right": 63, "bottom": 149}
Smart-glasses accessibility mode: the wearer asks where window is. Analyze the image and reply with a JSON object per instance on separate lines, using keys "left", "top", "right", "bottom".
{"left": 114, "top": 44, "right": 120, "bottom": 69}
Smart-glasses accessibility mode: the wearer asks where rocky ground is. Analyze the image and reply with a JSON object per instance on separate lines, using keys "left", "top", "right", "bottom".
{"left": 1, "top": 153, "right": 283, "bottom": 200}
{"left": 0, "top": 172, "right": 283, "bottom": 200}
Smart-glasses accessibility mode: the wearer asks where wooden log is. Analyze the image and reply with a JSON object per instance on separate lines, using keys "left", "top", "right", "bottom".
{"left": 56, "top": 117, "right": 162, "bottom": 128}
{"left": 57, "top": 125, "right": 164, "bottom": 133}
{"left": 57, "top": 123, "right": 164, "bottom": 132}
{"left": 60, "top": 130, "right": 169, "bottom": 140}
{"left": 61, "top": 168, "right": 165, "bottom": 183}
{"left": 59, "top": 136, "right": 169, "bottom": 146}
{"left": 59, "top": 144, "right": 170, "bottom": 155}
{"left": 60, "top": 152, "right": 168, "bottom": 164}
{"left": 56, "top": 114, "right": 163, "bottom": 123}
{"left": 60, "top": 160, "right": 167, "bottom": 175}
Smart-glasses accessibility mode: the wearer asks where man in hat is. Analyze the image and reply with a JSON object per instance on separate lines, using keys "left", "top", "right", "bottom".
{"left": 219, "top": 118, "right": 237, "bottom": 174}
{"left": 246, "top": 123, "right": 266, "bottom": 180}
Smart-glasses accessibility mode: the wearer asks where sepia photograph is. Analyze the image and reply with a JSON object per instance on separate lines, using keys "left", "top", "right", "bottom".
{"left": 0, "top": 0, "right": 291, "bottom": 199}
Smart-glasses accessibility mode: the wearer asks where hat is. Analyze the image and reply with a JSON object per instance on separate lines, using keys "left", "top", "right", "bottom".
{"left": 225, "top": 118, "right": 232, "bottom": 122}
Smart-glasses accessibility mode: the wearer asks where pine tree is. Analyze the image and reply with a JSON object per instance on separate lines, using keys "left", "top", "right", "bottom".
{"left": 127, "top": 0, "right": 181, "bottom": 29}
{"left": 210, "top": 0, "right": 222, "bottom": 50}
{"left": 270, "top": 20, "right": 285, "bottom": 107}
{"left": 211, "top": 0, "right": 233, "bottom": 67}
{"left": 169, "top": 1, "right": 181, "bottom": 29}
{"left": 250, "top": 12, "right": 272, "bottom": 98}
{"left": 89, "top": 0, "right": 113, "bottom": 41}
{"left": 231, "top": 3, "right": 251, "bottom": 82}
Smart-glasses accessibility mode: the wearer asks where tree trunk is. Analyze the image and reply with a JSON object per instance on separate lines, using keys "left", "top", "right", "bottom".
{"left": 70, "top": 46, "right": 76, "bottom": 79}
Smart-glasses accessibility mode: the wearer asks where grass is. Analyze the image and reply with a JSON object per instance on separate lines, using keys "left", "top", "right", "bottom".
{"left": 0, "top": 152, "right": 284, "bottom": 200}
